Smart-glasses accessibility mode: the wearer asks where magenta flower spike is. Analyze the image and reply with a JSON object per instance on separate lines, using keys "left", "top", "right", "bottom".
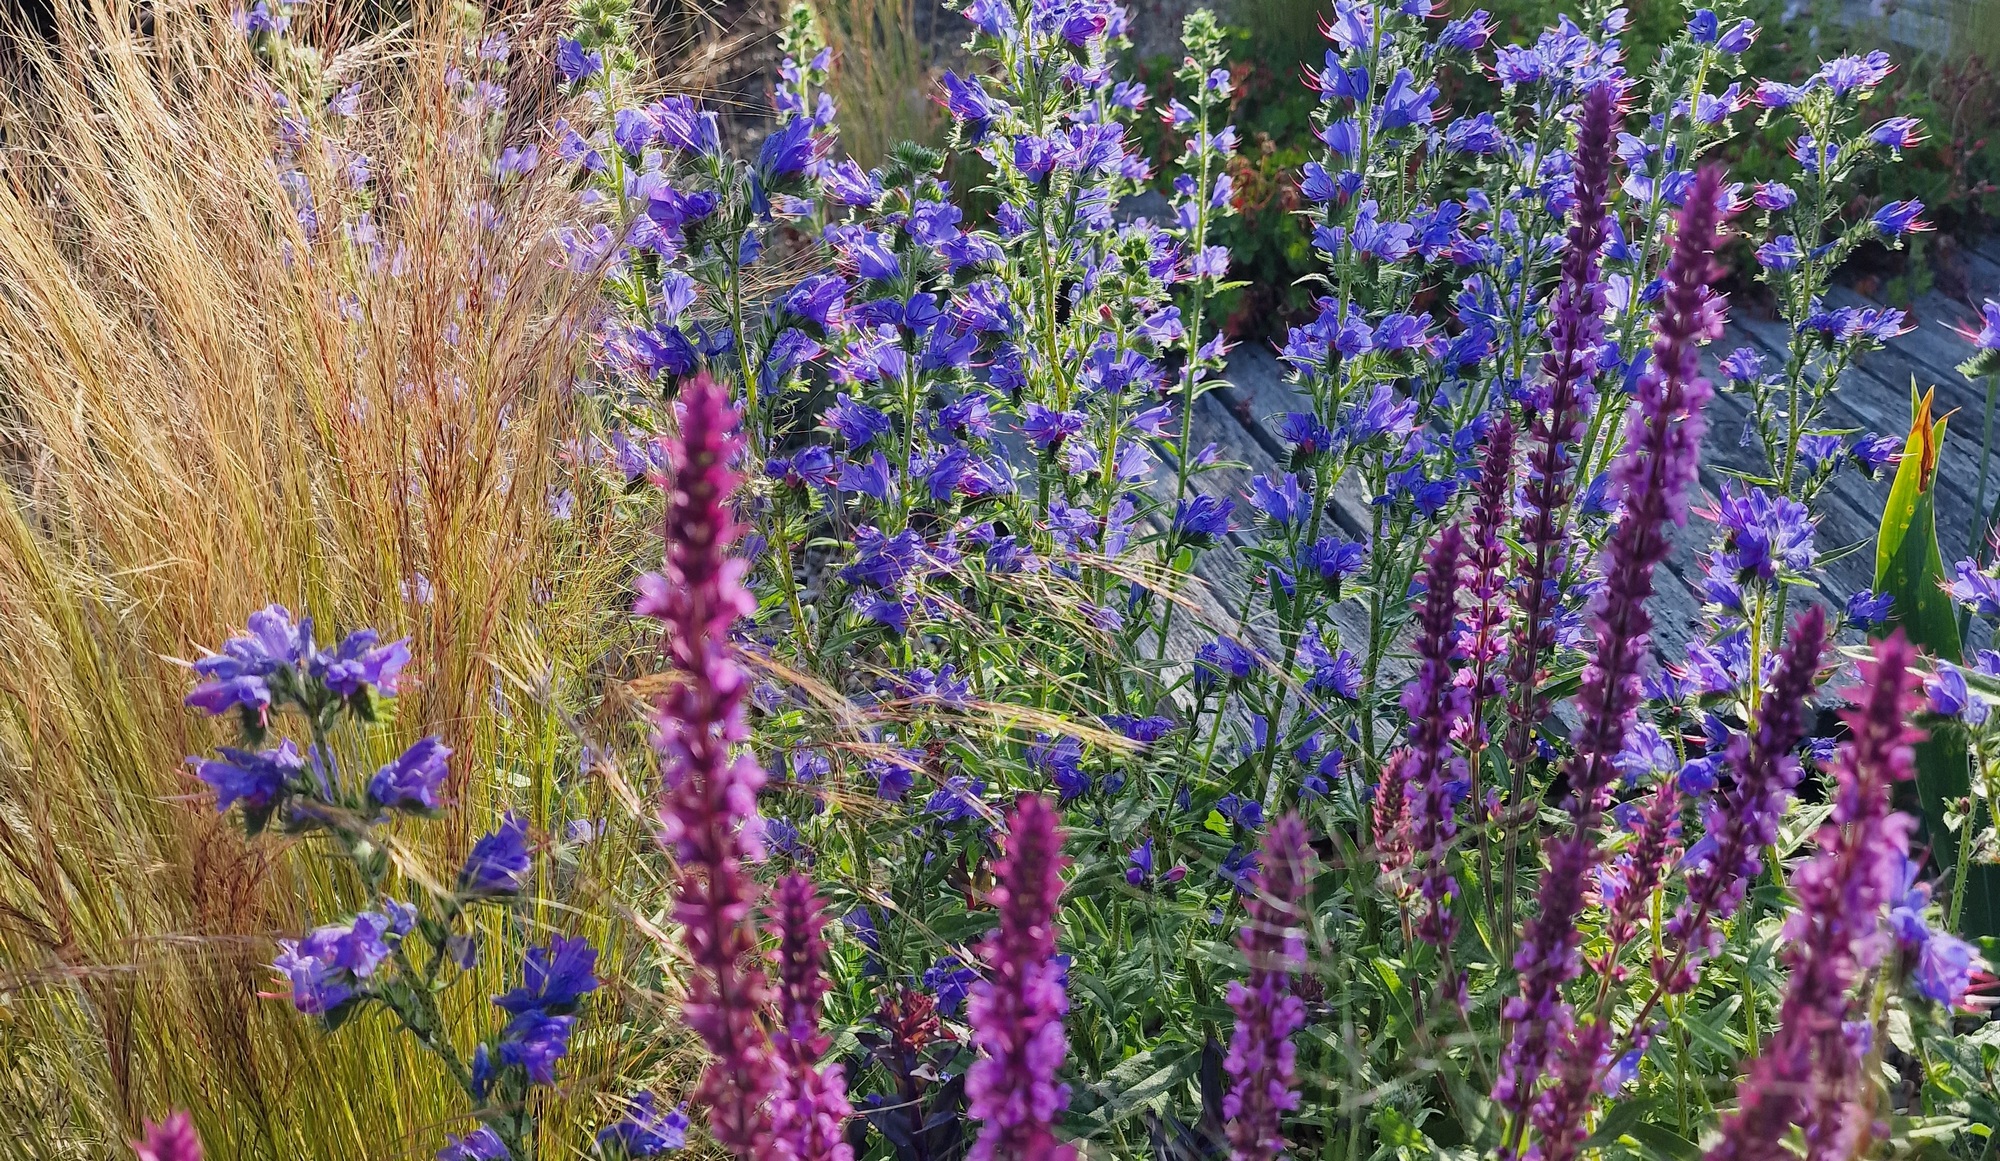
{"left": 1498, "top": 162, "right": 1727, "bottom": 1160}
{"left": 1505, "top": 81, "right": 1620, "bottom": 773}
{"left": 1664, "top": 606, "right": 1827, "bottom": 992}
{"left": 644, "top": 371, "right": 779, "bottom": 1156}
{"left": 767, "top": 873, "right": 855, "bottom": 1161}
{"left": 134, "top": 1114, "right": 203, "bottom": 1161}
{"left": 1224, "top": 813, "right": 1316, "bottom": 1161}
{"left": 966, "top": 795, "right": 1078, "bottom": 1161}
{"left": 1399, "top": 524, "right": 1469, "bottom": 946}
{"left": 1706, "top": 632, "right": 1924, "bottom": 1161}
{"left": 1464, "top": 415, "right": 1517, "bottom": 771}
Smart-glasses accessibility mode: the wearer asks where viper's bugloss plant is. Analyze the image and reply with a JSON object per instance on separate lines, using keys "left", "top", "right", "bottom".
{"left": 12, "top": 0, "right": 2000, "bottom": 1156}
{"left": 185, "top": 605, "right": 604, "bottom": 1155}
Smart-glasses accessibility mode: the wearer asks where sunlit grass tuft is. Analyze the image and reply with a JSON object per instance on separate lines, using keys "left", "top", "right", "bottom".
{"left": 814, "top": 0, "right": 941, "bottom": 168}
{"left": 0, "top": 1, "right": 703, "bottom": 1156}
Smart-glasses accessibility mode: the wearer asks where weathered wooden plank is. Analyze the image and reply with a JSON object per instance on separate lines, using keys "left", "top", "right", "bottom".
{"left": 1716, "top": 306, "right": 1984, "bottom": 562}
{"left": 1157, "top": 231, "right": 2000, "bottom": 676}
{"left": 1213, "top": 343, "right": 1377, "bottom": 540}
{"left": 1971, "top": 231, "right": 2000, "bottom": 274}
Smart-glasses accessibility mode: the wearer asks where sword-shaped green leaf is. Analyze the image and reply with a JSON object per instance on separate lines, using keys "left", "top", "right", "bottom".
{"left": 1871, "top": 384, "right": 1998, "bottom": 934}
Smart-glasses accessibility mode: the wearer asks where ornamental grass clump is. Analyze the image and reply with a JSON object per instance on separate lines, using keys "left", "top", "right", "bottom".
{"left": 5, "top": 0, "right": 1999, "bottom": 1156}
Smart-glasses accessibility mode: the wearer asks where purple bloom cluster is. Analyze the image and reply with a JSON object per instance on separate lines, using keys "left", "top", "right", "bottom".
{"left": 641, "top": 372, "right": 780, "bottom": 1153}
{"left": 1499, "top": 165, "right": 1724, "bottom": 1160}
{"left": 1223, "top": 814, "right": 1314, "bottom": 1161}
{"left": 965, "top": 795, "right": 1077, "bottom": 1161}
{"left": 1707, "top": 633, "right": 1924, "bottom": 1161}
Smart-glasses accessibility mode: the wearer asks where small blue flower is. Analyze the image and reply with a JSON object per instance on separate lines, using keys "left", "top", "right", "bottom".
{"left": 1915, "top": 930, "right": 1980, "bottom": 1007}
{"left": 1247, "top": 473, "right": 1308, "bottom": 530}
{"left": 555, "top": 37, "right": 602, "bottom": 85}
{"left": 1871, "top": 199, "right": 1928, "bottom": 237}
{"left": 460, "top": 813, "right": 531, "bottom": 897}
{"left": 1126, "top": 838, "right": 1155, "bottom": 886}
{"left": 493, "top": 935, "right": 600, "bottom": 1015}
{"left": 924, "top": 776, "right": 986, "bottom": 823}
{"left": 1844, "top": 588, "right": 1895, "bottom": 629}
{"left": 273, "top": 910, "right": 396, "bottom": 1016}
{"left": 922, "top": 954, "right": 981, "bottom": 1016}
{"left": 1029, "top": 734, "right": 1090, "bottom": 800}
{"left": 596, "top": 1092, "right": 690, "bottom": 1157}
{"left": 368, "top": 736, "right": 452, "bottom": 812}
{"left": 1219, "top": 845, "right": 1259, "bottom": 893}
{"left": 436, "top": 1126, "right": 510, "bottom": 1161}
{"left": 1951, "top": 559, "right": 2000, "bottom": 616}
{"left": 313, "top": 629, "right": 411, "bottom": 699}
{"left": 1849, "top": 432, "right": 1900, "bottom": 477}
{"left": 1216, "top": 793, "right": 1265, "bottom": 829}
{"left": 1194, "top": 637, "right": 1257, "bottom": 692}
{"left": 869, "top": 751, "right": 920, "bottom": 800}
{"left": 756, "top": 117, "right": 817, "bottom": 179}
{"left": 498, "top": 1008, "right": 574, "bottom": 1084}
{"left": 1171, "top": 494, "right": 1235, "bottom": 544}
{"left": 193, "top": 739, "right": 303, "bottom": 815}
{"left": 1926, "top": 664, "right": 1986, "bottom": 724}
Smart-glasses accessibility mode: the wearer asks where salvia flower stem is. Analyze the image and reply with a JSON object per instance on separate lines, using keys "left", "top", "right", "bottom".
{"left": 1499, "top": 80, "right": 1621, "bottom": 962}
{"left": 1224, "top": 814, "right": 1316, "bottom": 1161}
{"left": 1497, "top": 163, "right": 1726, "bottom": 1161}
{"left": 966, "top": 795, "right": 1077, "bottom": 1161}
{"left": 644, "top": 371, "right": 780, "bottom": 1156}
{"left": 1399, "top": 523, "right": 1470, "bottom": 951}
{"left": 1655, "top": 606, "right": 1828, "bottom": 1001}
{"left": 1704, "top": 632, "right": 1924, "bottom": 1161}
{"left": 767, "top": 873, "right": 854, "bottom": 1161}
{"left": 1465, "top": 416, "right": 1516, "bottom": 930}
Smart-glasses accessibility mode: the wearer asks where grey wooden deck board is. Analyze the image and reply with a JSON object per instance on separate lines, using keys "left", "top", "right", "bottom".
{"left": 1179, "top": 241, "right": 2000, "bottom": 671}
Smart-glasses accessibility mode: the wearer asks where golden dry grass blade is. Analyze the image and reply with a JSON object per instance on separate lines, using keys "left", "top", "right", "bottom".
{"left": 0, "top": 1, "right": 705, "bottom": 1155}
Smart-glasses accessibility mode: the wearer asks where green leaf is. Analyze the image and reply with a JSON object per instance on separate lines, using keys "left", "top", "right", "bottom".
{"left": 1623, "top": 1123, "right": 1702, "bottom": 1161}
{"left": 1872, "top": 385, "right": 1961, "bottom": 660}
{"left": 1074, "top": 1044, "right": 1201, "bottom": 1130}
{"left": 1584, "top": 1097, "right": 1663, "bottom": 1150}
{"left": 1869, "top": 385, "right": 1998, "bottom": 935}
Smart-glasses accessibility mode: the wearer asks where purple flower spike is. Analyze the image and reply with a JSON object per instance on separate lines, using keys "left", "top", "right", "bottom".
{"left": 1223, "top": 813, "right": 1315, "bottom": 1161}
{"left": 1461, "top": 416, "right": 1515, "bottom": 811}
{"left": 767, "top": 873, "right": 855, "bottom": 1161}
{"left": 1506, "top": 82, "right": 1620, "bottom": 775}
{"left": 1500, "top": 163, "right": 1726, "bottom": 1161}
{"left": 1398, "top": 525, "right": 1469, "bottom": 947}
{"left": 644, "top": 373, "right": 779, "bottom": 1154}
{"left": 1706, "top": 632, "right": 1924, "bottom": 1161}
{"left": 134, "top": 1113, "right": 203, "bottom": 1161}
{"left": 966, "top": 795, "right": 1078, "bottom": 1161}
{"left": 1664, "top": 606, "right": 1826, "bottom": 992}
